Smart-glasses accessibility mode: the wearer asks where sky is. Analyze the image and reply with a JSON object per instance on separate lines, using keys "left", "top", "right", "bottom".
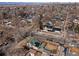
{"left": 0, "top": 0, "right": 78, "bottom": 2}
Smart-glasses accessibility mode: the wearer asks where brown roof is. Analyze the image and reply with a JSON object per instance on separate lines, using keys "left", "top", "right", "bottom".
{"left": 29, "top": 49, "right": 37, "bottom": 54}
{"left": 43, "top": 40, "right": 59, "bottom": 54}
{"left": 45, "top": 43, "right": 58, "bottom": 50}
{"left": 35, "top": 51, "right": 42, "bottom": 56}
{"left": 69, "top": 47, "right": 79, "bottom": 55}
{"left": 29, "top": 48, "right": 42, "bottom": 56}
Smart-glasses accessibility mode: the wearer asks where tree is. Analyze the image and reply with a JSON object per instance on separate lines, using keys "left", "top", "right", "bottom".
{"left": 74, "top": 24, "right": 79, "bottom": 33}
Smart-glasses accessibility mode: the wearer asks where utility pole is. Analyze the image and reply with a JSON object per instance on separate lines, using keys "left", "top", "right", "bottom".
{"left": 59, "top": 6, "right": 69, "bottom": 56}
{"left": 63, "top": 11, "right": 68, "bottom": 45}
